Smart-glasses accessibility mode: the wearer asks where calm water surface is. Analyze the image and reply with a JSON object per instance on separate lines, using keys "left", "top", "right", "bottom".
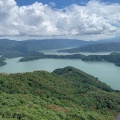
{"left": 0, "top": 57, "right": 120, "bottom": 90}
{"left": 43, "top": 51, "right": 111, "bottom": 56}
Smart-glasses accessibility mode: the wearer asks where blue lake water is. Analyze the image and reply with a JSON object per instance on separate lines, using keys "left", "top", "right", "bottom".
{"left": 0, "top": 55, "right": 120, "bottom": 90}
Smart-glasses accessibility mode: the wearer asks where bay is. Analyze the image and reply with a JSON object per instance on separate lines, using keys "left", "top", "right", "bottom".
{"left": 0, "top": 57, "right": 120, "bottom": 90}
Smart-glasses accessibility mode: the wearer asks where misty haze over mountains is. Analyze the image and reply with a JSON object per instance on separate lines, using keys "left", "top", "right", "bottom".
{"left": 0, "top": 38, "right": 119, "bottom": 58}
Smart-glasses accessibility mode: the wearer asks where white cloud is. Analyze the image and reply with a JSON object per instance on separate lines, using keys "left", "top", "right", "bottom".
{"left": 0, "top": 0, "right": 120, "bottom": 40}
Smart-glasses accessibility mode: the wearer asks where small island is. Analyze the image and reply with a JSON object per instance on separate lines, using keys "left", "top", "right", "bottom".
{"left": 19, "top": 53, "right": 85, "bottom": 62}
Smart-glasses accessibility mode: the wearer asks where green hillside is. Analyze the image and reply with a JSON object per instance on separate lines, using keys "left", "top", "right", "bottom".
{"left": 82, "top": 52, "right": 120, "bottom": 66}
{"left": 0, "top": 66, "right": 120, "bottom": 120}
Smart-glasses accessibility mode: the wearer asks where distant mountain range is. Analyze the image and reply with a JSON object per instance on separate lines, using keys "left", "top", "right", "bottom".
{"left": 0, "top": 38, "right": 120, "bottom": 66}
{"left": 0, "top": 38, "right": 120, "bottom": 58}
{"left": 0, "top": 39, "right": 94, "bottom": 58}
{"left": 59, "top": 42, "right": 120, "bottom": 53}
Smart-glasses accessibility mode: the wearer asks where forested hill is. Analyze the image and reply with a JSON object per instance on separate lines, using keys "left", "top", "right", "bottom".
{"left": 58, "top": 42, "right": 120, "bottom": 53}
{"left": 19, "top": 52, "right": 120, "bottom": 67}
{"left": 0, "top": 39, "right": 93, "bottom": 65}
{"left": 0, "top": 39, "right": 94, "bottom": 58}
{"left": 0, "top": 66, "right": 120, "bottom": 120}
{"left": 0, "top": 39, "right": 120, "bottom": 58}
{"left": 1, "top": 39, "right": 119, "bottom": 58}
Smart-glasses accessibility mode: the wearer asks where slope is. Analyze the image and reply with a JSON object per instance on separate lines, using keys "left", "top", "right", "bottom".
{"left": 59, "top": 42, "right": 120, "bottom": 53}
{"left": 0, "top": 39, "right": 94, "bottom": 58}
{"left": 0, "top": 66, "right": 120, "bottom": 120}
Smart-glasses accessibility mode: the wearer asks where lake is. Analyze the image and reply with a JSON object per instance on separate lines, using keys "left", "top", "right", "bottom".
{"left": 43, "top": 50, "right": 111, "bottom": 56}
{"left": 0, "top": 56, "right": 120, "bottom": 90}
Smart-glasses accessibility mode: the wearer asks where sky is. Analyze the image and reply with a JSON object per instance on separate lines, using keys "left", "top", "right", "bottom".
{"left": 0, "top": 0, "right": 120, "bottom": 40}
{"left": 16, "top": 0, "right": 120, "bottom": 7}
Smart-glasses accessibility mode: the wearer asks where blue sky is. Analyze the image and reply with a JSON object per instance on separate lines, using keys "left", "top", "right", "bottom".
{"left": 16, "top": 0, "right": 120, "bottom": 7}
{"left": 0, "top": 0, "right": 120, "bottom": 40}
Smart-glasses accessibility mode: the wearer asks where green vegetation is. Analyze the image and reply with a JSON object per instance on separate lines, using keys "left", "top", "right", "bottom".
{"left": 0, "top": 58, "right": 6, "bottom": 66}
{"left": 19, "top": 52, "right": 120, "bottom": 67}
{"left": 59, "top": 42, "right": 120, "bottom": 53}
{"left": 115, "top": 62, "right": 120, "bottom": 66}
{"left": 82, "top": 52, "right": 120, "bottom": 66}
{"left": 19, "top": 54, "right": 85, "bottom": 62}
{"left": 0, "top": 66, "right": 120, "bottom": 120}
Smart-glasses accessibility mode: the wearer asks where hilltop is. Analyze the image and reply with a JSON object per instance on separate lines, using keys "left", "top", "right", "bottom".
{"left": 0, "top": 66, "right": 120, "bottom": 120}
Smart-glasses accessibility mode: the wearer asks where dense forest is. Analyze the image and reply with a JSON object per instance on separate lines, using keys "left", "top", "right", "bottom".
{"left": 19, "top": 53, "right": 85, "bottom": 62}
{"left": 1, "top": 49, "right": 120, "bottom": 67}
{"left": 58, "top": 42, "right": 120, "bottom": 53}
{"left": 0, "top": 66, "right": 120, "bottom": 120}
{"left": 19, "top": 52, "right": 120, "bottom": 67}
{"left": 0, "top": 50, "right": 119, "bottom": 69}
{"left": 82, "top": 52, "right": 120, "bottom": 67}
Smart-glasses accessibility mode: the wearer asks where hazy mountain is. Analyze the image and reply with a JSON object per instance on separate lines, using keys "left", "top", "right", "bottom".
{"left": 0, "top": 38, "right": 120, "bottom": 58}
{"left": 59, "top": 42, "right": 120, "bottom": 53}
{"left": 0, "top": 39, "right": 94, "bottom": 58}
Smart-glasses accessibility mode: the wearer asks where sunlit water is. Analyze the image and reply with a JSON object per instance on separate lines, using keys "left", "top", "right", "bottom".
{"left": 43, "top": 51, "right": 111, "bottom": 56}
{"left": 0, "top": 56, "right": 120, "bottom": 90}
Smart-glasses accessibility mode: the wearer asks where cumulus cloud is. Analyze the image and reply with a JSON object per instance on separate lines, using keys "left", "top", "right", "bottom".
{"left": 0, "top": 0, "right": 120, "bottom": 40}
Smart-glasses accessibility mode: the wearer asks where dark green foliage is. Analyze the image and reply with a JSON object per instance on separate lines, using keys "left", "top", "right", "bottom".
{"left": 81, "top": 52, "right": 120, "bottom": 66}
{"left": 0, "top": 66, "right": 120, "bottom": 120}
{"left": 19, "top": 54, "right": 85, "bottom": 62}
{"left": 0, "top": 58, "right": 6, "bottom": 66}
{"left": 53, "top": 66, "right": 113, "bottom": 92}
{"left": 19, "top": 52, "right": 120, "bottom": 68}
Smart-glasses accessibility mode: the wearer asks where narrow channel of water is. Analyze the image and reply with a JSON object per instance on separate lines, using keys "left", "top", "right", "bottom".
{"left": 0, "top": 57, "right": 120, "bottom": 90}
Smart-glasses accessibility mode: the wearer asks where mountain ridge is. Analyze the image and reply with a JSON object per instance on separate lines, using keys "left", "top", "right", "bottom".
{"left": 58, "top": 42, "right": 120, "bottom": 53}
{"left": 0, "top": 66, "right": 120, "bottom": 120}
